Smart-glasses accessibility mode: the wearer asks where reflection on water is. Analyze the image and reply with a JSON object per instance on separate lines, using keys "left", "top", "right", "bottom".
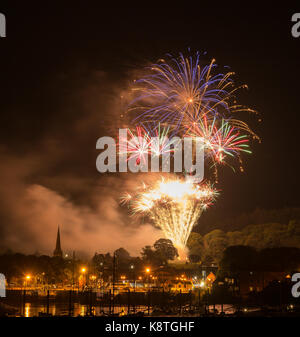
{"left": 25, "top": 303, "right": 30, "bottom": 317}
{"left": 22, "top": 303, "right": 133, "bottom": 317}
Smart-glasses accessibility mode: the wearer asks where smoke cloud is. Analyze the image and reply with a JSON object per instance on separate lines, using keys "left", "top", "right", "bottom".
{"left": 0, "top": 68, "right": 162, "bottom": 257}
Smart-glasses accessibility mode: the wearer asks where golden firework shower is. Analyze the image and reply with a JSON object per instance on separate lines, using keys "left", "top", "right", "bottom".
{"left": 122, "top": 177, "right": 218, "bottom": 256}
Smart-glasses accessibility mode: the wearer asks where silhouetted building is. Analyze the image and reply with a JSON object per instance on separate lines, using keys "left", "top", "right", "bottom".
{"left": 53, "top": 226, "right": 63, "bottom": 258}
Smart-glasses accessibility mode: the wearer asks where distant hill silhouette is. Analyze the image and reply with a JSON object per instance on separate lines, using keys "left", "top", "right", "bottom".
{"left": 194, "top": 207, "right": 300, "bottom": 234}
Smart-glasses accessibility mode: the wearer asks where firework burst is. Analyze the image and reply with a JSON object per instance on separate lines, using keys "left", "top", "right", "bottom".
{"left": 122, "top": 177, "right": 218, "bottom": 250}
{"left": 129, "top": 52, "right": 258, "bottom": 133}
{"left": 118, "top": 126, "right": 152, "bottom": 165}
{"left": 119, "top": 51, "right": 260, "bottom": 257}
{"left": 188, "top": 116, "right": 251, "bottom": 165}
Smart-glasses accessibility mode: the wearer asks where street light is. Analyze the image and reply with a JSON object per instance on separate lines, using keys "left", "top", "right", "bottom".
{"left": 145, "top": 268, "right": 151, "bottom": 288}
{"left": 80, "top": 267, "right": 87, "bottom": 289}
{"left": 25, "top": 274, "right": 31, "bottom": 289}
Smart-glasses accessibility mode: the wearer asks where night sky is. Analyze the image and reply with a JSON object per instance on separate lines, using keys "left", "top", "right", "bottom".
{"left": 0, "top": 3, "right": 299, "bottom": 254}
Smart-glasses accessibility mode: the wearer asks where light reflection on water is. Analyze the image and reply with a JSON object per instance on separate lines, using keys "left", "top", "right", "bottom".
{"left": 25, "top": 303, "right": 30, "bottom": 317}
{"left": 22, "top": 303, "right": 134, "bottom": 317}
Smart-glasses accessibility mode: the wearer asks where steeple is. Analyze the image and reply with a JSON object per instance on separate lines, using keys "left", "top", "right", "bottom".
{"left": 53, "top": 226, "right": 63, "bottom": 258}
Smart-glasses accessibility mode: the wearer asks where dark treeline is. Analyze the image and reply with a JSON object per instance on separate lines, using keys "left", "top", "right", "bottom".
{"left": 188, "top": 219, "right": 300, "bottom": 263}
{"left": 194, "top": 207, "right": 300, "bottom": 234}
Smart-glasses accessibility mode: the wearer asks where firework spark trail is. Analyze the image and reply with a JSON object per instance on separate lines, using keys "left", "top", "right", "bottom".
{"left": 212, "top": 120, "right": 251, "bottom": 162}
{"left": 142, "top": 122, "right": 180, "bottom": 157}
{"left": 129, "top": 52, "right": 259, "bottom": 134}
{"left": 117, "top": 124, "right": 181, "bottom": 167}
{"left": 118, "top": 126, "right": 152, "bottom": 165}
{"left": 188, "top": 117, "right": 251, "bottom": 162}
{"left": 122, "top": 177, "right": 218, "bottom": 250}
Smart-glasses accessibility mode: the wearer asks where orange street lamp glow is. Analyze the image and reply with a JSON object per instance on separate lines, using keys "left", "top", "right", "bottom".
{"left": 145, "top": 268, "right": 150, "bottom": 273}
{"left": 25, "top": 275, "right": 31, "bottom": 280}
{"left": 81, "top": 267, "right": 86, "bottom": 273}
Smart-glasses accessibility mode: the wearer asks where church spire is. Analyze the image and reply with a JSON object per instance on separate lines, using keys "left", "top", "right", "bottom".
{"left": 53, "top": 226, "right": 63, "bottom": 258}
